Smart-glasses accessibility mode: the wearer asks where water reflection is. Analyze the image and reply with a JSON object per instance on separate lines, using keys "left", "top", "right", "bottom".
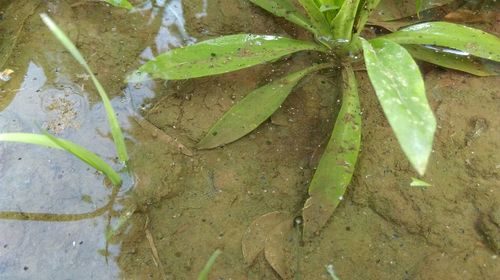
{"left": 0, "top": 0, "right": 197, "bottom": 278}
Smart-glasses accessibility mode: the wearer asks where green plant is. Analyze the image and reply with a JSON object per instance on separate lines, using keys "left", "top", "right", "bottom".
{"left": 128, "top": 0, "right": 500, "bottom": 236}
{"left": 0, "top": 14, "right": 128, "bottom": 186}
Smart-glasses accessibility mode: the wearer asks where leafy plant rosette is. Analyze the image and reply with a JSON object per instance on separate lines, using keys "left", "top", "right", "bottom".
{"left": 128, "top": 0, "right": 500, "bottom": 237}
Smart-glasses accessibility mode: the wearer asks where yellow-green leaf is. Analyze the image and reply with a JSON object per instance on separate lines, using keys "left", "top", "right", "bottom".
{"left": 0, "top": 133, "right": 121, "bottom": 185}
{"left": 40, "top": 14, "right": 128, "bottom": 163}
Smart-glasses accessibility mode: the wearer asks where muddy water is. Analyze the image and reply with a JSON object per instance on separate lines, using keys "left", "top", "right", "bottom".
{"left": 0, "top": 0, "right": 499, "bottom": 279}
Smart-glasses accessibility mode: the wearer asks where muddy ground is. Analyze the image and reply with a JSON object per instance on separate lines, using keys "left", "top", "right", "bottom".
{"left": 0, "top": 0, "right": 498, "bottom": 279}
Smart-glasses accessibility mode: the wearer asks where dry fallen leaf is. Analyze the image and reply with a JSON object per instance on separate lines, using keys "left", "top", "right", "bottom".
{"left": 264, "top": 218, "right": 296, "bottom": 280}
{"left": 241, "top": 211, "right": 290, "bottom": 265}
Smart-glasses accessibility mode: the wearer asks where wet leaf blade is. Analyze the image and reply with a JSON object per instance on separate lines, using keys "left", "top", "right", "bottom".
{"left": 355, "top": 0, "right": 382, "bottom": 34}
{"left": 298, "top": 0, "right": 332, "bottom": 36}
{"left": 331, "top": 0, "right": 362, "bottom": 40}
{"left": 40, "top": 14, "right": 128, "bottom": 163}
{"left": 197, "top": 64, "right": 331, "bottom": 149}
{"left": 362, "top": 38, "right": 436, "bottom": 175}
{"left": 249, "top": 0, "right": 316, "bottom": 34}
{"left": 128, "top": 34, "right": 326, "bottom": 81}
{"left": 379, "top": 21, "right": 500, "bottom": 62}
{"left": 103, "top": 0, "right": 133, "bottom": 10}
{"left": 0, "top": 133, "right": 122, "bottom": 185}
{"left": 302, "top": 65, "right": 361, "bottom": 238}
{"left": 404, "top": 45, "right": 499, "bottom": 77}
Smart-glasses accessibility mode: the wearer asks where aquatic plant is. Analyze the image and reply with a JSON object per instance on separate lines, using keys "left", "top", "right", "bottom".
{"left": 0, "top": 14, "right": 128, "bottom": 186}
{"left": 128, "top": 0, "right": 500, "bottom": 236}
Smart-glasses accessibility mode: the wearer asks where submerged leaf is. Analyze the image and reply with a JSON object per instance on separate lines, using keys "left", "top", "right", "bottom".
{"left": 362, "top": 38, "right": 436, "bottom": 175}
{"left": 249, "top": 0, "right": 316, "bottom": 35}
{"left": 197, "top": 63, "right": 332, "bottom": 149}
{"left": 302, "top": 65, "right": 361, "bottom": 238}
{"left": 40, "top": 14, "right": 129, "bottom": 163}
{"left": 102, "top": 0, "right": 133, "bottom": 10}
{"left": 264, "top": 219, "right": 295, "bottom": 279}
{"left": 380, "top": 22, "right": 500, "bottom": 62}
{"left": 404, "top": 45, "right": 500, "bottom": 77}
{"left": 128, "top": 35, "right": 326, "bottom": 82}
{"left": 371, "top": 0, "right": 455, "bottom": 21}
{"left": 0, "top": 133, "right": 122, "bottom": 185}
{"left": 242, "top": 211, "right": 290, "bottom": 265}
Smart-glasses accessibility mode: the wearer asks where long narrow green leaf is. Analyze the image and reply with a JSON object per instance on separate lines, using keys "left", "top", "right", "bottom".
{"left": 298, "top": 0, "right": 332, "bottom": 36}
{"left": 379, "top": 22, "right": 500, "bottom": 62}
{"left": 197, "top": 249, "right": 222, "bottom": 280}
{"left": 362, "top": 38, "right": 436, "bottom": 175}
{"left": 404, "top": 45, "right": 500, "bottom": 77}
{"left": 103, "top": 0, "right": 133, "bottom": 10}
{"left": 0, "top": 133, "right": 122, "bottom": 185}
{"left": 331, "top": 0, "right": 362, "bottom": 40}
{"left": 128, "top": 34, "right": 326, "bottom": 82}
{"left": 302, "top": 64, "right": 361, "bottom": 238}
{"left": 197, "top": 63, "right": 333, "bottom": 149}
{"left": 40, "top": 14, "right": 128, "bottom": 163}
{"left": 249, "top": 0, "right": 316, "bottom": 35}
{"left": 355, "top": 0, "right": 382, "bottom": 34}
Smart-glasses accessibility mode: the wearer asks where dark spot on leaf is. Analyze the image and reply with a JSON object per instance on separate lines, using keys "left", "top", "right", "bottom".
{"left": 211, "top": 131, "right": 218, "bottom": 136}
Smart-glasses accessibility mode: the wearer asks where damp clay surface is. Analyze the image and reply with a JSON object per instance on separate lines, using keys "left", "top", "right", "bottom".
{"left": 0, "top": 1, "right": 498, "bottom": 279}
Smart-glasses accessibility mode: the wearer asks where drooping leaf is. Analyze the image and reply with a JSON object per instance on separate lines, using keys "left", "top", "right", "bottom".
{"left": 355, "top": 0, "right": 381, "bottom": 34}
{"left": 40, "top": 14, "right": 129, "bottom": 163}
{"left": 361, "top": 38, "right": 436, "bottom": 175}
{"left": 249, "top": 0, "right": 316, "bottom": 35}
{"left": 298, "top": 0, "right": 332, "bottom": 36}
{"left": 102, "top": 0, "right": 133, "bottom": 10}
{"left": 128, "top": 35, "right": 326, "bottom": 82}
{"left": 197, "top": 249, "right": 222, "bottom": 280}
{"left": 404, "top": 45, "right": 500, "bottom": 77}
{"left": 379, "top": 22, "right": 500, "bottom": 62}
{"left": 0, "top": 133, "right": 122, "bottom": 185}
{"left": 331, "top": 0, "right": 362, "bottom": 41}
{"left": 197, "top": 63, "right": 332, "bottom": 149}
{"left": 302, "top": 64, "right": 361, "bottom": 238}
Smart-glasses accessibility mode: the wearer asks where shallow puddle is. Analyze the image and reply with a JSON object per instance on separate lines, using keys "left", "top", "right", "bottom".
{"left": 0, "top": 0, "right": 499, "bottom": 279}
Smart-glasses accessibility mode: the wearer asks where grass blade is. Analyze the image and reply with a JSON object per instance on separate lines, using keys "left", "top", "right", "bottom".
{"left": 40, "top": 13, "right": 128, "bottom": 163}
{"left": 103, "top": 0, "right": 133, "bottom": 10}
{"left": 362, "top": 38, "right": 436, "bottom": 175}
{"left": 197, "top": 63, "right": 333, "bottom": 149}
{"left": 249, "top": 0, "right": 317, "bottom": 35}
{"left": 379, "top": 21, "right": 500, "bottom": 62}
{"left": 127, "top": 34, "right": 326, "bottom": 82}
{"left": 302, "top": 64, "right": 361, "bottom": 238}
{"left": 0, "top": 133, "right": 122, "bottom": 185}
{"left": 197, "top": 249, "right": 222, "bottom": 280}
